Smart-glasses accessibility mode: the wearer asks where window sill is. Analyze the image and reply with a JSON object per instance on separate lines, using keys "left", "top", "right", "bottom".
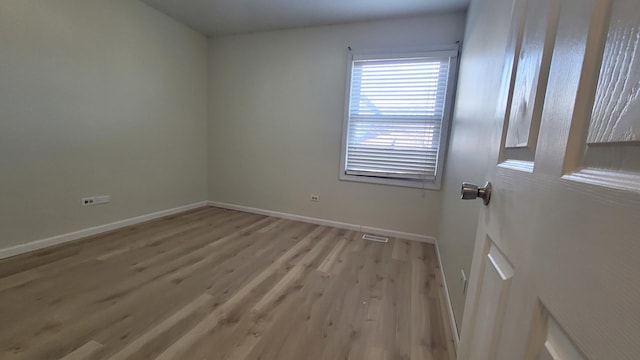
{"left": 339, "top": 173, "right": 441, "bottom": 190}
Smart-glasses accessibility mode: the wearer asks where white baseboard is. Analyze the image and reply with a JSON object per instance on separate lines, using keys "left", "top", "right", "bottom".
{"left": 0, "top": 201, "right": 209, "bottom": 260}
{"left": 207, "top": 201, "right": 436, "bottom": 244}
{"left": 435, "top": 240, "right": 460, "bottom": 350}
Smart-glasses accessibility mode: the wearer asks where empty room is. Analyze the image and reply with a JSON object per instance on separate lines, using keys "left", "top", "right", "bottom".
{"left": 1, "top": 0, "right": 639, "bottom": 359}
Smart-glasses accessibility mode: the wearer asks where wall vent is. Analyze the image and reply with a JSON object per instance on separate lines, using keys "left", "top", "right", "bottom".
{"left": 362, "top": 234, "right": 389, "bottom": 243}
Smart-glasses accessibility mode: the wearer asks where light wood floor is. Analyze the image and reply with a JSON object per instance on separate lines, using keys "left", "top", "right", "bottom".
{"left": 0, "top": 207, "right": 455, "bottom": 360}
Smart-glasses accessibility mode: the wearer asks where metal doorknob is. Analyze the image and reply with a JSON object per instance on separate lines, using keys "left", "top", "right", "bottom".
{"left": 461, "top": 182, "right": 492, "bottom": 206}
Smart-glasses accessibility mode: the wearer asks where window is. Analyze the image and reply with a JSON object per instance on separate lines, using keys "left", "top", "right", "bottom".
{"left": 339, "top": 47, "right": 458, "bottom": 189}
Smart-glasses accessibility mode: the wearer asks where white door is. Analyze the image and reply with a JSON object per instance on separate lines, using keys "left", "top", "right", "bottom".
{"left": 457, "top": 0, "right": 640, "bottom": 358}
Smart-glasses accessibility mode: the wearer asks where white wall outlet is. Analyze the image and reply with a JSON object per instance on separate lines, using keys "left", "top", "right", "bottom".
{"left": 460, "top": 269, "right": 468, "bottom": 294}
{"left": 310, "top": 194, "right": 319, "bottom": 202}
{"left": 82, "top": 195, "right": 111, "bottom": 206}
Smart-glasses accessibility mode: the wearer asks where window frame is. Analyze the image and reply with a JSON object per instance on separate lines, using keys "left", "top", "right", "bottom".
{"left": 339, "top": 45, "right": 459, "bottom": 190}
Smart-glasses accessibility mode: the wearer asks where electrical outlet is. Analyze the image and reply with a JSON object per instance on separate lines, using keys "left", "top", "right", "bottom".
{"left": 310, "top": 194, "right": 319, "bottom": 202}
{"left": 82, "top": 195, "right": 110, "bottom": 206}
{"left": 460, "top": 269, "right": 468, "bottom": 294}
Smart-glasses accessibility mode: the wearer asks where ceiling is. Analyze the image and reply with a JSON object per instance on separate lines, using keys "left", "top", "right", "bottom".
{"left": 140, "top": 0, "right": 469, "bottom": 36}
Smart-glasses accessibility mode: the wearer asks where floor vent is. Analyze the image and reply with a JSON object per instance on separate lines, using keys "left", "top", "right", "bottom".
{"left": 362, "top": 234, "right": 389, "bottom": 243}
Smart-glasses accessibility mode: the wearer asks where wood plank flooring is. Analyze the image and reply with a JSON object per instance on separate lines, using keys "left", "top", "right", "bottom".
{"left": 0, "top": 207, "right": 455, "bottom": 360}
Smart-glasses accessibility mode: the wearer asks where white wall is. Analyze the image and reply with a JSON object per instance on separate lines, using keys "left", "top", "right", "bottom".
{"left": 207, "top": 13, "right": 467, "bottom": 237}
{"left": 0, "top": 0, "right": 209, "bottom": 249}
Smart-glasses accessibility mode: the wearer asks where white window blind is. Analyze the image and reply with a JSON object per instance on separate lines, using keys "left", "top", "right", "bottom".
{"left": 344, "top": 52, "right": 455, "bottom": 183}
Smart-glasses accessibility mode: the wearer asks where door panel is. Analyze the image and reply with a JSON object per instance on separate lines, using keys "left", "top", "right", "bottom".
{"left": 523, "top": 303, "right": 589, "bottom": 360}
{"left": 503, "top": 0, "right": 559, "bottom": 163}
{"left": 466, "top": 241, "right": 514, "bottom": 360}
{"left": 589, "top": 0, "right": 640, "bottom": 144}
{"left": 537, "top": 317, "right": 587, "bottom": 360}
{"left": 458, "top": 0, "right": 640, "bottom": 358}
{"left": 565, "top": 0, "right": 640, "bottom": 184}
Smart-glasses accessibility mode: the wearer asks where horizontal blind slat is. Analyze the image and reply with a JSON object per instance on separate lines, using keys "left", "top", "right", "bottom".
{"left": 346, "top": 171, "right": 436, "bottom": 181}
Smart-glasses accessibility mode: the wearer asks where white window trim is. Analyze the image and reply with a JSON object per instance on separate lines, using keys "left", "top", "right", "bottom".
{"left": 339, "top": 45, "right": 460, "bottom": 190}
